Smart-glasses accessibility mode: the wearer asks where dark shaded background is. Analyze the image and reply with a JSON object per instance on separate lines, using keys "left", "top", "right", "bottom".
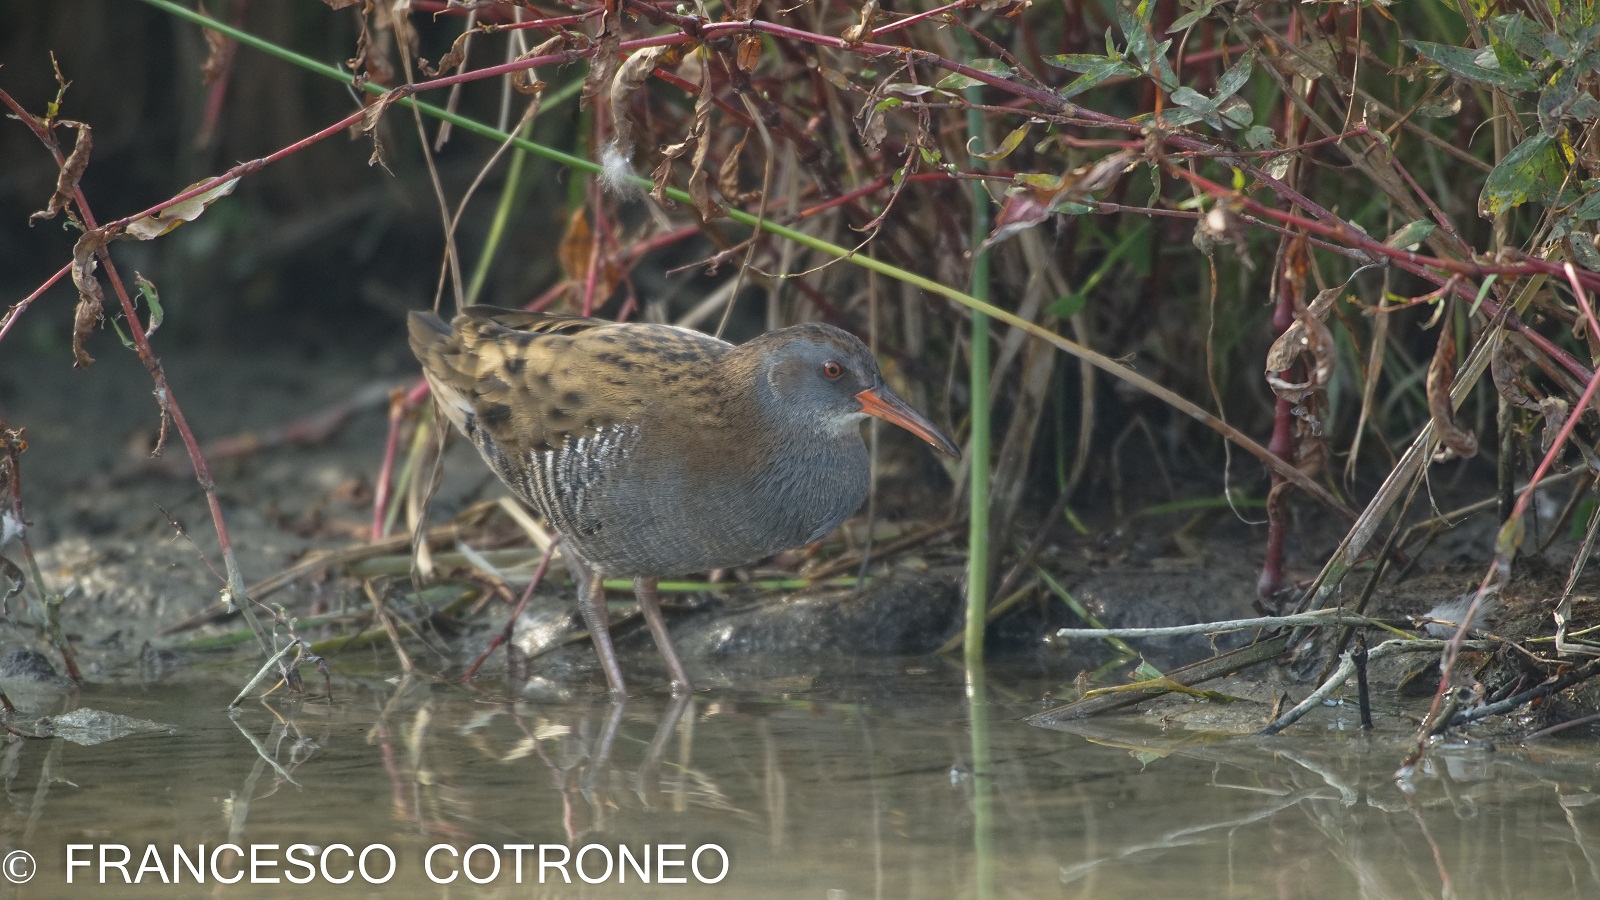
{"left": 1, "top": 1, "right": 609, "bottom": 361}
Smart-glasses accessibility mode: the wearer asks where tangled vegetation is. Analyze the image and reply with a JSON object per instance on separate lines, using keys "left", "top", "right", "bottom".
{"left": 4, "top": 0, "right": 1600, "bottom": 765}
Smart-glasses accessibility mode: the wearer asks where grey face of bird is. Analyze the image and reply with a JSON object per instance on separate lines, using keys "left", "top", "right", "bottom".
{"left": 763, "top": 335, "right": 882, "bottom": 434}
{"left": 762, "top": 331, "right": 962, "bottom": 459}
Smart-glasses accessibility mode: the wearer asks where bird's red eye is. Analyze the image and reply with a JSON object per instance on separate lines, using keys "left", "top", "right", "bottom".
{"left": 823, "top": 360, "right": 843, "bottom": 378}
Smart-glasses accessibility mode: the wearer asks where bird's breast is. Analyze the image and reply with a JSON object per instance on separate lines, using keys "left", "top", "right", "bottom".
{"left": 513, "top": 422, "right": 869, "bottom": 578}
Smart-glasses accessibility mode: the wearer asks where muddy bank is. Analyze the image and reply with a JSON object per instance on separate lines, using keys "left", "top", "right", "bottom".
{"left": 3, "top": 343, "right": 1600, "bottom": 749}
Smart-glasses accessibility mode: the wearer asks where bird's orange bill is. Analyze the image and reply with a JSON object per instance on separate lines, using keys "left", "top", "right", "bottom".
{"left": 856, "top": 384, "right": 962, "bottom": 458}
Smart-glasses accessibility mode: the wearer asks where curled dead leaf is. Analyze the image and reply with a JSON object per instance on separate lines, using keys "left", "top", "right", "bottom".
{"left": 70, "top": 229, "right": 111, "bottom": 369}
{"left": 842, "top": 0, "right": 879, "bottom": 45}
{"left": 717, "top": 129, "right": 760, "bottom": 205}
{"left": 610, "top": 45, "right": 673, "bottom": 160}
{"left": 1492, "top": 341, "right": 1569, "bottom": 454}
{"left": 1427, "top": 313, "right": 1477, "bottom": 458}
{"left": 651, "top": 60, "right": 717, "bottom": 211}
{"left": 555, "top": 209, "right": 620, "bottom": 307}
{"left": 982, "top": 150, "right": 1136, "bottom": 249}
{"left": 557, "top": 209, "right": 593, "bottom": 286}
{"left": 200, "top": 18, "right": 232, "bottom": 86}
{"left": 421, "top": 28, "right": 473, "bottom": 78}
{"left": 736, "top": 35, "right": 762, "bottom": 73}
{"left": 30, "top": 121, "right": 91, "bottom": 225}
{"left": 512, "top": 37, "right": 567, "bottom": 95}
{"left": 1264, "top": 285, "right": 1339, "bottom": 401}
{"left": 125, "top": 178, "right": 239, "bottom": 240}
{"left": 581, "top": 22, "right": 622, "bottom": 110}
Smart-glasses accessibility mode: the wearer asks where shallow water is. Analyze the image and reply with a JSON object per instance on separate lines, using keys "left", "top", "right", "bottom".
{"left": 3, "top": 662, "right": 1598, "bottom": 899}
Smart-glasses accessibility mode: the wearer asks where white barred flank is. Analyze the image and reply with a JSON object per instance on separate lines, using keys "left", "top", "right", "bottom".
{"left": 480, "top": 423, "right": 640, "bottom": 539}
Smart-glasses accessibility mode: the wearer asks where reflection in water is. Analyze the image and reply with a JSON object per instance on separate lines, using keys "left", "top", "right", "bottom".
{"left": 1, "top": 667, "right": 1598, "bottom": 898}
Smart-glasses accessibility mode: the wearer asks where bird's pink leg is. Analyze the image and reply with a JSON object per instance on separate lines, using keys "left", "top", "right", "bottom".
{"left": 568, "top": 553, "right": 627, "bottom": 697}
{"left": 634, "top": 577, "right": 692, "bottom": 695}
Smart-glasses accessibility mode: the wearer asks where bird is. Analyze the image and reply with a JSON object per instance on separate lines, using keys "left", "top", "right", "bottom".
{"left": 409, "top": 305, "right": 960, "bottom": 697}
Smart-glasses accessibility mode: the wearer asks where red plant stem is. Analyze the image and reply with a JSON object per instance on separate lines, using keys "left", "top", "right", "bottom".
{"left": 460, "top": 536, "right": 561, "bottom": 682}
{"left": 371, "top": 388, "right": 408, "bottom": 541}
{"left": 193, "top": 0, "right": 246, "bottom": 149}
{"left": 0, "top": 87, "right": 269, "bottom": 653}
{"left": 0, "top": 262, "right": 70, "bottom": 346}
{"left": 1408, "top": 264, "right": 1600, "bottom": 768}
{"left": 873, "top": 0, "right": 986, "bottom": 36}
{"left": 95, "top": 4, "right": 1600, "bottom": 305}
{"left": 1166, "top": 164, "right": 1595, "bottom": 382}
{"left": 370, "top": 377, "right": 433, "bottom": 539}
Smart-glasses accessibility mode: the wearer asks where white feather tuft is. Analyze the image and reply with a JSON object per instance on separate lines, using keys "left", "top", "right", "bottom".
{"left": 598, "top": 140, "right": 643, "bottom": 198}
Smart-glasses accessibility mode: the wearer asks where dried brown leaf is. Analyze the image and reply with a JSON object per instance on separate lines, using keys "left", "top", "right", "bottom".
{"left": 200, "top": 21, "right": 231, "bottom": 85}
{"left": 125, "top": 178, "right": 239, "bottom": 240}
{"left": 983, "top": 150, "right": 1135, "bottom": 249}
{"left": 512, "top": 36, "right": 567, "bottom": 95}
{"left": 688, "top": 121, "right": 723, "bottom": 221}
{"left": 421, "top": 28, "right": 473, "bottom": 78}
{"left": 30, "top": 121, "right": 91, "bottom": 225}
{"left": 736, "top": 35, "right": 761, "bottom": 73}
{"left": 69, "top": 230, "right": 110, "bottom": 369}
{"left": 651, "top": 60, "right": 716, "bottom": 208}
{"left": 609, "top": 45, "right": 673, "bottom": 157}
{"left": 1492, "top": 342, "right": 1569, "bottom": 453}
{"left": 842, "top": 0, "right": 879, "bottom": 45}
{"left": 376, "top": 0, "right": 417, "bottom": 56}
{"left": 717, "top": 129, "right": 760, "bottom": 205}
{"left": 557, "top": 209, "right": 593, "bottom": 285}
{"left": 1264, "top": 285, "right": 1339, "bottom": 403}
{"left": 1427, "top": 314, "right": 1478, "bottom": 458}
{"left": 581, "top": 22, "right": 622, "bottom": 110}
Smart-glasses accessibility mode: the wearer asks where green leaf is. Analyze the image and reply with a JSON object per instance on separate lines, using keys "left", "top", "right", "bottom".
{"left": 1050, "top": 291, "right": 1089, "bottom": 318}
{"left": 1479, "top": 132, "right": 1571, "bottom": 216}
{"left": 1131, "top": 659, "right": 1166, "bottom": 681}
{"left": 967, "top": 123, "right": 1032, "bottom": 162}
{"left": 1415, "top": 86, "right": 1463, "bottom": 118}
{"left": 1570, "top": 232, "right": 1600, "bottom": 273}
{"left": 135, "top": 274, "right": 163, "bottom": 338}
{"left": 1571, "top": 94, "right": 1600, "bottom": 123}
{"left": 1140, "top": 39, "right": 1179, "bottom": 92}
{"left": 1043, "top": 53, "right": 1121, "bottom": 74}
{"left": 1170, "top": 85, "right": 1214, "bottom": 111}
{"left": 1052, "top": 57, "right": 1138, "bottom": 98}
{"left": 1384, "top": 219, "right": 1437, "bottom": 251}
{"left": 1539, "top": 60, "right": 1586, "bottom": 136}
{"left": 1572, "top": 180, "right": 1600, "bottom": 219}
{"left": 936, "top": 71, "right": 984, "bottom": 91}
{"left": 1485, "top": 13, "right": 1543, "bottom": 61}
{"left": 1242, "top": 125, "right": 1276, "bottom": 149}
{"left": 1167, "top": 0, "right": 1215, "bottom": 33}
{"left": 1216, "top": 95, "right": 1252, "bottom": 129}
{"left": 1213, "top": 49, "right": 1256, "bottom": 101}
{"left": 936, "top": 60, "right": 1010, "bottom": 92}
{"left": 1402, "top": 39, "right": 1538, "bottom": 91}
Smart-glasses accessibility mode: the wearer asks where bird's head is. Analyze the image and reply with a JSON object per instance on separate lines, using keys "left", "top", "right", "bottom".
{"left": 754, "top": 324, "right": 960, "bottom": 458}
